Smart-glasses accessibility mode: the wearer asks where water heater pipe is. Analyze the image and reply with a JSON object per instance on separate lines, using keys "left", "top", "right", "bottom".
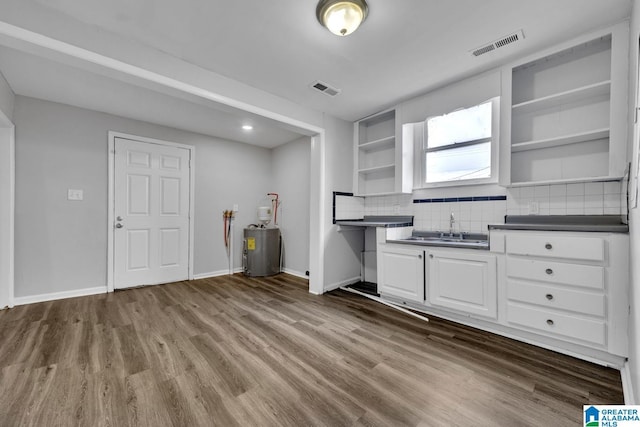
{"left": 223, "top": 210, "right": 235, "bottom": 274}
{"left": 267, "top": 193, "right": 280, "bottom": 226}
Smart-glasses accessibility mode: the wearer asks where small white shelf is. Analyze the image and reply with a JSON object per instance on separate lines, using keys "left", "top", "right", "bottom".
{"left": 512, "top": 80, "right": 611, "bottom": 114}
{"left": 509, "top": 175, "right": 624, "bottom": 187}
{"left": 358, "top": 164, "right": 395, "bottom": 175}
{"left": 358, "top": 136, "right": 395, "bottom": 151}
{"left": 511, "top": 128, "right": 610, "bottom": 153}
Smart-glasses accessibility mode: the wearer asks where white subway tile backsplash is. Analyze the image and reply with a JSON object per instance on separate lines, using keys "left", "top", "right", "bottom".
{"left": 361, "top": 180, "right": 622, "bottom": 234}
{"left": 566, "top": 183, "right": 585, "bottom": 196}
{"left": 584, "top": 194, "right": 604, "bottom": 209}
{"left": 604, "top": 193, "right": 620, "bottom": 209}
{"left": 534, "top": 185, "right": 550, "bottom": 199}
{"left": 585, "top": 182, "right": 604, "bottom": 196}
{"left": 604, "top": 181, "right": 621, "bottom": 195}
{"left": 566, "top": 195, "right": 585, "bottom": 210}
{"left": 550, "top": 206, "right": 567, "bottom": 215}
{"left": 549, "top": 184, "right": 567, "bottom": 197}
{"left": 520, "top": 186, "right": 535, "bottom": 200}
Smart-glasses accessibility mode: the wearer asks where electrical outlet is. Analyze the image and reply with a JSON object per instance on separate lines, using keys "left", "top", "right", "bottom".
{"left": 233, "top": 204, "right": 239, "bottom": 212}
{"left": 67, "top": 189, "right": 83, "bottom": 201}
{"left": 393, "top": 205, "right": 400, "bottom": 214}
{"left": 528, "top": 201, "right": 539, "bottom": 215}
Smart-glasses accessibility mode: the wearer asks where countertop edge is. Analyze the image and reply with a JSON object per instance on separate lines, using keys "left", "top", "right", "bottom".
{"left": 488, "top": 224, "right": 629, "bottom": 233}
{"left": 336, "top": 221, "right": 413, "bottom": 228}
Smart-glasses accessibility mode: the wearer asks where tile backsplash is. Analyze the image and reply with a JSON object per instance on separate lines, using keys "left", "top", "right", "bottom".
{"left": 362, "top": 181, "right": 624, "bottom": 233}
{"left": 506, "top": 182, "right": 624, "bottom": 216}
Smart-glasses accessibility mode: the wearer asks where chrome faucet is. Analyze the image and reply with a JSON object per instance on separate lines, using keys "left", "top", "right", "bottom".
{"left": 449, "top": 212, "right": 455, "bottom": 236}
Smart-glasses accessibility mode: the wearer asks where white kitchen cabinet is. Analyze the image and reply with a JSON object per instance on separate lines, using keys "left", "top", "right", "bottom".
{"left": 427, "top": 249, "right": 497, "bottom": 319}
{"left": 353, "top": 107, "right": 413, "bottom": 195}
{"left": 499, "top": 230, "right": 629, "bottom": 356}
{"left": 500, "top": 22, "right": 628, "bottom": 186}
{"left": 378, "top": 245, "right": 424, "bottom": 303}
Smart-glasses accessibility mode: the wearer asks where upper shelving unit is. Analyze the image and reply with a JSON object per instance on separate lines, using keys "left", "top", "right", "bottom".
{"left": 353, "top": 107, "right": 412, "bottom": 196}
{"left": 506, "top": 25, "right": 628, "bottom": 186}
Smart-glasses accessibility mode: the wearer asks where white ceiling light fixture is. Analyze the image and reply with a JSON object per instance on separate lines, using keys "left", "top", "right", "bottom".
{"left": 242, "top": 124, "right": 253, "bottom": 131}
{"left": 316, "top": 0, "right": 369, "bottom": 36}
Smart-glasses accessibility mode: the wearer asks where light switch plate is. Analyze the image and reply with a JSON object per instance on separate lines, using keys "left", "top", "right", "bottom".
{"left": 68, "top": 189, "right": 83, "bottom": 201}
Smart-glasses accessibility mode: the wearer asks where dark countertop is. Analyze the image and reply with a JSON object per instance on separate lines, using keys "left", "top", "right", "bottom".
{"left": 489, "top": 215, "right": 629, "bottom": 233}
{"left": 335, "top": 215, "right": 413, "bottom": 228}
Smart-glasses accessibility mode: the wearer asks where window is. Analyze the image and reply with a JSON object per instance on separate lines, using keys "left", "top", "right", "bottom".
{"left": 421, "top": 97, "right": 499, "bottom": 186}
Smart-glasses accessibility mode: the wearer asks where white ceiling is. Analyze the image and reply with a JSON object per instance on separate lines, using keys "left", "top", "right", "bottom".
{"left": 0, "top": 0, "right": 633, "bottom": 145}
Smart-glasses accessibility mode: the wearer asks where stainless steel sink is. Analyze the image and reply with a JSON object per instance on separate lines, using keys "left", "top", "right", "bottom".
{"left": 389, "top": 231, "right": 489, "bottom": 249}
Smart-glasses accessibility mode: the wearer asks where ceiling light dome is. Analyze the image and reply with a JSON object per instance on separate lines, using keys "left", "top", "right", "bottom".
{"left": 316, "top": 0, "right": 369, "bottom": 36}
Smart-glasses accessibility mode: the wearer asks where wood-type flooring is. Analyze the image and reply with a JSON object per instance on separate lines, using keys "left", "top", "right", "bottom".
{"left": 0, "top": 274, "right": 624, "bottom": 426}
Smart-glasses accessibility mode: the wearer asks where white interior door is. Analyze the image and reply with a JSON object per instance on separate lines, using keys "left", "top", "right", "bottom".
{"left": 114, "top": 137, "right": 190, "bottom": 289}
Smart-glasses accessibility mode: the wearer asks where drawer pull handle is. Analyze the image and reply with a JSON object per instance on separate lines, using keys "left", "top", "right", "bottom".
{"left": 545, "top": 243, "right": 553, "bottom": 250}
{"left": 429, "top": 254, "right": 433, "bottom": 258}
{"left": 418, "top": 254, "right": 422, "bottom": 259}
{"left": 545, "top": 268, "right": 553, "bottom": 275}
{"left": 546, "top": 294, "right": 554, "bottom": 301}
{"left": 546, "top": 319, "right": 554, "bottom": 326}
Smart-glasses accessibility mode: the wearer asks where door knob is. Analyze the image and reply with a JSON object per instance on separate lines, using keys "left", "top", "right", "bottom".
{"left": 115, "top": 223, "right": 123, "bottom": 229}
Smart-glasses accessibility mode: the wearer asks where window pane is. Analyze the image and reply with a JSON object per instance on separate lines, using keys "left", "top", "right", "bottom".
{"left": 426, "top": 142, "right": 491, "bottom": 183}
{"left": 426, "top": 101, "right": 492, "bottom": 149}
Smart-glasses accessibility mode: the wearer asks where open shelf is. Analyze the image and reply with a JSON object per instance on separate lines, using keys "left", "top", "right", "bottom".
{"left": 358, "top": 164, "right": 395, "bottom": 175}
{"left": 511, "top": 128, "right": 610, "bottom": 153}
{"left": 358, "top": 135, "right": 395, "bottom": 151}
{"left": 512, "top": 80, "right": 611, "bottom": 114}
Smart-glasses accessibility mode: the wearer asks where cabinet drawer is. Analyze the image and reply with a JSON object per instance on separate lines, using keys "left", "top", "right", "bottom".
{"left": 506, "top": 234, "right": 604, "bottom": 261}
{"left": 508, "top": 280, "right": 605, "bottom": 317}
{"left": 507, "top": 258, "right": 604, "bottom": 289}
{"left": 507, "top": 303, "right": 606, "bottom": 346}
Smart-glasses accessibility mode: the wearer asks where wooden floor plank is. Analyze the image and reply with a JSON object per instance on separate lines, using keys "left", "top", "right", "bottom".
{"left": 0, "top": 273, "right": 624, "bottom": 426}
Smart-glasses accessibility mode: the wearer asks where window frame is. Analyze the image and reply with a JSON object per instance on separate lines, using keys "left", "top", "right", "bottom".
{"left": 416, "top": 97, "right": 500, "bottom": 189}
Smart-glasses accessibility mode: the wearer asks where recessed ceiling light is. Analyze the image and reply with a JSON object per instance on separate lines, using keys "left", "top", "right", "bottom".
{"left": 242, "top": 125, "right": 253, "bottom": 131}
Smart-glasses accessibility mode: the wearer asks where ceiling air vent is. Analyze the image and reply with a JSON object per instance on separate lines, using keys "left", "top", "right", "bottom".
{"left": 471, "top": 30, "right": 525, "bottom": 57}
{"left": 310, "top": 80, "right": 341, "bottom": 97}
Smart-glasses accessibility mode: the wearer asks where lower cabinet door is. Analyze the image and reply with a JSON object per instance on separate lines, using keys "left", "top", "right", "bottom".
{"left": 379, "top": 246, "right": 425, "bottom": 302}
{"left": 428, "top": 250, "right": 497, "bottom": 319}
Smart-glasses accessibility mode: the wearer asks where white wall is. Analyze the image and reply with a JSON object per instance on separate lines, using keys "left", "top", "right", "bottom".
{"left": 0, "top": 72, "right": 14, "bottom": 122}
{"left": 13, "top": 95, "right": 273, "bottom": 299}
{"left": 0, "top": 72, "right": 14, "bottom": 309}
{"left": 272, "top": 137, "right": 311, "bottom": 277}
{"left": 627, "top": 1, "right": 640, "bottom": 404}
{"left": 322, "top": 115, "right": 362, "bottom": 290}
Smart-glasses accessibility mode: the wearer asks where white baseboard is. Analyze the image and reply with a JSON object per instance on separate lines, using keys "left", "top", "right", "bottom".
{"left": 621, "top": 361, "right": 637, "bottom": 404}
{"left": 194, "top": 269, "right": 308, "bottom": 280}
{"left": 193, "top": 269, "right": 243, "bottom": 280}
{"left": 282, "top": 268, "right": 309, "bottom": 280}
{"left": 323, "top": 276, "right": 361, "bottom": 293}
{"left": 14, "top": 286, "right": 107, "bottom": 306}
